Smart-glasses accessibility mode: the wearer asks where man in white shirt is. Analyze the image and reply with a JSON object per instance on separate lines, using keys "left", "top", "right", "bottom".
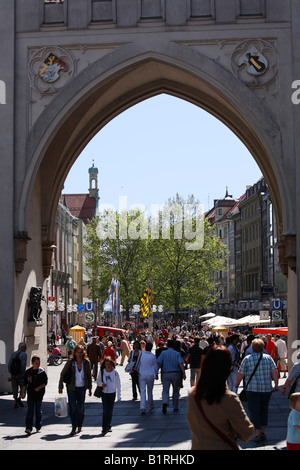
{"left": 199, "top": 334, "right": 209, "bottom": 350}
{"left": 275, "top": 334, "right": 287, "bottom": 378}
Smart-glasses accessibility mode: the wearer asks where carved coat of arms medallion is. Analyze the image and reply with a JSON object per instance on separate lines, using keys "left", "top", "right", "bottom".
{"left": 29, "top": 46, "right": 75, "bottom": 94}
{"left": 231, "top": 40, "right": 277, "bottom": 87}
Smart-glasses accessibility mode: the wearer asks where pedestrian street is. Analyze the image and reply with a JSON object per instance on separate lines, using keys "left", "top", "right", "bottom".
{"left": 0, "top": 360, "right": 290, "bottom": 451}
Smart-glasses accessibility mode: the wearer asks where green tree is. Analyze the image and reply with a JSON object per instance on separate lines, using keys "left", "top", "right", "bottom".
{"left": 84, "top": 210, "right": 150, "bottom": 321}
{"left": 84, "top": 195, "right": 228, "bottom": 325}
{"left": 148, "top": 194, "right": 228, "bottom": 323}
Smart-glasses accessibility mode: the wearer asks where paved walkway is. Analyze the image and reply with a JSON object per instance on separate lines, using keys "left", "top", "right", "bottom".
{"left": 0, "top": 359, "right": 291, "bottom": 451}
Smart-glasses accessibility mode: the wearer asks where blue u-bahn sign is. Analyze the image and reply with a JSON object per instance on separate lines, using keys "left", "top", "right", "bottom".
{"left": 272, "top": 299, "right": 282, "bottom": 310}
{"left": 85, "top": 302, "right": 95, "bottom": 312}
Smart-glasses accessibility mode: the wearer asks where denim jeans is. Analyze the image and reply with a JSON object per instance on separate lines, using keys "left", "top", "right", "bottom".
{"left": 102, "top": 392, "right": 116, "bottom": 432}
{"left": 67, "top": 387, "right": 86, "bottom": 432}
{"left": 139, "top": 374, "right": 154, "bottom": 411}
{"left": 227, "top": 366, "right": 238, "bottom": 393}
{"left": 130, "top": 370, "right": 140, "bottom": 400}
{"left": 246, "top": 391, "right": 272, "bottom": 430}
{"left": 26, "top": 398, "right": 42, "bottom": 431}
{"left": 161, "top": 372, "right": 180, "bottom": 409}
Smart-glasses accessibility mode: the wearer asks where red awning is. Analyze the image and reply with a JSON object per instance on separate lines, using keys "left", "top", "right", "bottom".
{"left": 253, "top": 327, "right": 288, "bottom": 336}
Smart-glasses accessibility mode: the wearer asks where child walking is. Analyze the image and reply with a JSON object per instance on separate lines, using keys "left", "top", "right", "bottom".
{"left": 286, "top": 392, "right": 300, "bottom": 450}
{"left": 97, "top": 356, "right": 121, "bottom": 435}
{"left": 21, "top": 355, "right": 48, "bottom": 435}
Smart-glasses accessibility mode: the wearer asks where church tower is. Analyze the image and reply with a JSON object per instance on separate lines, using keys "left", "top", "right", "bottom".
{"left": 88, "top": 161, "right": 99, "bottom": 200}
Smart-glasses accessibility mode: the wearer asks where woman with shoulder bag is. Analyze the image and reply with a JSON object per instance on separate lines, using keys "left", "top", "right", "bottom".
{"left": 187, "top": 345, "right": 254, "bottom": 450}
{"left": 235, "top": 338, "right": 278, "bottom": 442}
{"left": 128, "top": 341, "right": 142, "bottom": 401}
{"left": 58, "top": 345, "right": 92, "bottom": 435}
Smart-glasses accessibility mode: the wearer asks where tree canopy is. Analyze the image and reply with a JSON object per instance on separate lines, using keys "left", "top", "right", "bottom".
{"left": 84, "top": 194, "right": 227, "bottom": 323}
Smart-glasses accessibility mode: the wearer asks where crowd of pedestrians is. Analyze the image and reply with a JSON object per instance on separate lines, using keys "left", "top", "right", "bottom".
{"left": 7, "top": 321, "right": 300, "bottom": 450}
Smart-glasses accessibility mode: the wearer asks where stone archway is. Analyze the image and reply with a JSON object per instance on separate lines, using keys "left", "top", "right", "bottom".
{"left": 19, "top": 43, "right": 290, "bottom": 243}
{"left": 2, "top": 0, "right": 299, "bottom": 392}
{"left": 15, "top": 43, "right": 296, "bottom": 368}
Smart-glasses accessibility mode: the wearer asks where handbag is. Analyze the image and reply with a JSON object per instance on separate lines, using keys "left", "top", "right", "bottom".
{"left": 193, "top": 390, "right": 239, "bottom": 450}
{"left": 125, "top": 361, "right": 134, "bottom": 373}
{"left": 94, "top": 386, "right": 103, "bottom": 398}
{"left": 239, "top": 389, "right": 248, "bottom": 402}
{"left": 125, "top": 351, "right": 143, "bottom": 373}
{"left": 239, "top": 353, "right": 263, "bottom": 402}
{"left": 94, "top": 369, "right": 104, "bottom": 398}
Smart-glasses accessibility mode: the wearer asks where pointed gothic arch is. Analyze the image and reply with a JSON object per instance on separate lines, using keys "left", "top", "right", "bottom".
{"left": 19, "top": 43, "right": 288, "bottom": 254}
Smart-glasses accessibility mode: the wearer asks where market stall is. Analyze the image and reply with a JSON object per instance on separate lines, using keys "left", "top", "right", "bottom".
{"left": 69, "top": 324, "right": 86, "bottom": 344}
{"left": 211, "top": 326, "right": 228, "bottom": 338}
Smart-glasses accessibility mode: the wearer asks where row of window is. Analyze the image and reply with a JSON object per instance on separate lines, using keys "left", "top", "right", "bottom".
{"left": 216, "top": 221, "right": 262, "bottom": 243}
{"left": 43, "top": 0, "right": 268, "bottom": 20}
{"left": 242, "top": 222, "right": 260, "bottom": 243}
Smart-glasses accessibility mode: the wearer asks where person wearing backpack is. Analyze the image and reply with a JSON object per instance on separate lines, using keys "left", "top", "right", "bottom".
{"left": 66, "top": 336, "right": 76, "bottom": 357}
{"left": 8, "top": 342, "right": 27, "bottom": 408}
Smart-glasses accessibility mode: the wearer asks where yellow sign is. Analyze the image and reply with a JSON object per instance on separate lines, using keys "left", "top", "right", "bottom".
{"left": 140, "top": 287, "right": 153, "bottom": 318}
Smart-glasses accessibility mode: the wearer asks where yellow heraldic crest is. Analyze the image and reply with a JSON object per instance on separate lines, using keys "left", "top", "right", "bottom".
{"left": 237, "top": 46, "right": 268, "bottom": 76}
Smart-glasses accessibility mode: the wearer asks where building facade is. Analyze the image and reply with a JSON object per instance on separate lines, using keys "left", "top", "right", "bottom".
{"left": 207, "top": 177, "right": 287, "bottom": 320}
{"left": 48, "top": 165, "right": 99, "bottom": 334}
{"left": 206, "top": 188, "right": 236, "bottom": 315}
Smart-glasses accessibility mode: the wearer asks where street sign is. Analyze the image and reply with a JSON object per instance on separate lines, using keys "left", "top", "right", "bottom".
{"left": 262, "top": 301, "right": 271, "bottom": 309}
{"left": 272, "top": 310, "right": 282, "bottom": 321}
{"left": 77, "top": 304, "right": 84, "bottom": 311}
{"left": 48, "top": 296, "right": 55, "bottom": 301}
{"left": 272, "top": 299, "right": 282, "bottom": 310}
{"left": 260, "top": 310, "right": 270, "bottom": 320}
{"left": 48, "top": 300, "right": 56, "bottom": 311}
{"left": 85, "top": 302, "right": 95, "bottom": 312}
{"left": 85, "top": 312, "right": 95, "bottom": 322}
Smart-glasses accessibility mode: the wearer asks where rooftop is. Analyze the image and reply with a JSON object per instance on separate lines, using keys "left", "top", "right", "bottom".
{"left": 60, "top": 193, "right": 96, "bottom": 224}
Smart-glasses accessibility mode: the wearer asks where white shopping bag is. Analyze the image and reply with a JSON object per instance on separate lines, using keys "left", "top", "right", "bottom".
{"left": 54, "top": 396, "right": 68, "bottom": 418}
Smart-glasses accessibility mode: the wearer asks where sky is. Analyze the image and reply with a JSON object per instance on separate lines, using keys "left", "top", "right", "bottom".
{"left": 63, "top": 94, "right": 263, "bottom": 213}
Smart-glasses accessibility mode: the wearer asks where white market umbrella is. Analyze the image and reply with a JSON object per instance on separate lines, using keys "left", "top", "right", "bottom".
{"left": 202, "top": 315, "right": 237, "bottom": 328}
{"left": 229, "top": 314, "right": 261, "bottom": 327}
{"left": 249, "top": 317, "right": 271, "bottom": 326}
{"left": 199, "top": 312, "right": 216, "bottom": 319}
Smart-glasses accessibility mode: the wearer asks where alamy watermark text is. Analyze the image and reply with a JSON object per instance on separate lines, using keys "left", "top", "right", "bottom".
{"left": 96, "top": 196, "right": 205, "bottom": 251}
